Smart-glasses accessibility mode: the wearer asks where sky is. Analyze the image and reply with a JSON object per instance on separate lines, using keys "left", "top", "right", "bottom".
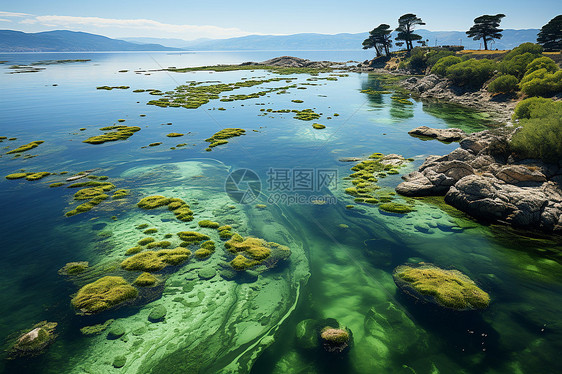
{"left": 0, "top": 1, "right": 560, "bottom": 41}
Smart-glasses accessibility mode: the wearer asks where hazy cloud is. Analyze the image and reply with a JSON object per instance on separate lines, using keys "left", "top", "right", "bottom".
{"left": 17, "top": 14, "right": 252, "bottom": 39}
{"left": 0, "top": 11, "right": 30, "bottom": 17}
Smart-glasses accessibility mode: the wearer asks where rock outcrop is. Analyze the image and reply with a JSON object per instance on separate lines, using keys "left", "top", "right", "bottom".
{"left": 397, "top": 128, "right": 562, "bottom": 232}
{"left": 408, "top": 125, "right": 466, "bottom": 142}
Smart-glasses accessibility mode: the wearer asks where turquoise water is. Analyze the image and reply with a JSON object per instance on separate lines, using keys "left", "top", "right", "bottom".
{"left": 0, "top": 51, "right": 560, "bottom": 373}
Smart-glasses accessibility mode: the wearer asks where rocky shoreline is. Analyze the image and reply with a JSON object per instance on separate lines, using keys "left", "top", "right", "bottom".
{"left": 397, "top": 127, "right": 562, "bottom": 233}
{"left": 400, "top": 74, "right": 517, "bottom": 123}
{"left": 253, "top": 57, "right": 516, "bottom": 123}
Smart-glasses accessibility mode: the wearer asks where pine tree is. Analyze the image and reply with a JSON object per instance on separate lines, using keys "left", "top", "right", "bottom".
{"left": 395, "top": 14, "right": 425, "bottom": 51}
{"left": 537, "top": 15, "right": 562, "bottom": 52}
{"left": 466, "top": 14, "right": 505, "bottom": 50}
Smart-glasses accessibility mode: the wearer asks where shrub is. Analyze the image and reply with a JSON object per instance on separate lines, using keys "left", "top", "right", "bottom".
{"left": 406, "top": 47, "right": 429, "bottom": 73}
{"left": 524, "top": 56, "right": 559, "bottom": 76}
{"left": 499, "top": 52, "right": 536, "bottom": 79}
{"left": 431, "top": 55, "right": 462, "bottom": 76}
{"left": 503, "top": 43, "right": 543, "bottom": 61}
{"left": 445, "top": 58, "right": 496, "bottom": 87}
{"left": 511, "top": 100, "right": 562, "bottom": 162}
{"left": 425, "top": 50, "right": 455, "bottom": 68}
{"left": 519, "top": 69, "right": 562, "bottom": 97}
{"left": 513, "top": 97, "right": 553, "bottom": 119}
{"left": 488, "top": 74, "right": 519, "bottom": 94}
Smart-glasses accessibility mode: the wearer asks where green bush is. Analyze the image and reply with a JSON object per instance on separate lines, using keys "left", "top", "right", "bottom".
{"left": 431, "top": 56, "right": 462, "bottom": 76}
{"left": 488, "top": 74, "right": 519, "bottom": 94}
{"left": 511, "top": 99, "right": 562, "bottom": 162}
{"left": 524, "top": 56, "right": 559, "bottom": 76}
{"left": 406, "top": 47, "right": 429, "bottom": 73}
{"left": 503, "top": 43, "right": 543, "bottom": 61}
{"left": 425, "top": 50, "right": 455, "bottom": 68}
{"left": 519, "top": 69, "right": 562, "bottom": 97}
{"left": 445, "top": 58, "right": 496, "bottom": 87}
{"left": 513, "top": 97, "right": 553, "bottom": 119}
{"left": 499, "top": 52, "right": 536, "bottom": 79}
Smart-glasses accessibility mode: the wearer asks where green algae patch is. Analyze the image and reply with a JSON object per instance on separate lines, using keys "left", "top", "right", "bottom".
{"left": 25, "top": 172, "right": 51, "bottom": 181}
{"left": 6, "top": 141, "right": 44, "bottom": 154}
{"left": 80, "top": 319, "right": 114, "bottom": 336}
{"left": 138, "top": 237, "right": 156, "bottom": 246}
{"left": 164, "top": 64, "right": 332, "bottom": 74}
{"left": 344, "top": 153, "right": 411, "bottom": 210}
{"left": 126, "top": 246, "right": 143, "bottom": 255}
{"left": 143, "top": 228, "right": 158, "bottom": 234}
{"left": 312, "top": 123, "right": 326, "bottom": 129}
{"left": 6, "top": 173, "right": 30, "bottom": 180}
{"left": 379, "top": 202, "right": 415, "bottom": 214}
{"left": 112, "top": 189, "right": 130, "bottom": 199}
{"left": 291, "top": 99, "right": 304, "bottom": 103}
{"left": 134, "top": 272, "right": 158, "bottom": 287}
{"left": 147, "top": 78, "right": 292, "bottom": 110}
{"left": 146, "top": 240, "right": 172, "bottom": 249}
{"left": 71, "top": 276, "right": 138, "bottom": 315}
{"left": 198, "top": 220, "right": 220, "bottom": 228}
{"left": 137, "top": 195, "right": 194, "bottom": 222}
{"left": 96, "top": 86, "right": 130, "bottom": 90}
{"left": 121, "top": 248, "right": 191, "bottom": 272}
{"left": 83, "top": 125, "right": 140, "bottom": 144}
{"left": 166, "top": 133, "right": 184, "bottom": 137}
{"left": 58, "top": 261, "right": 89, "bottom": 276}
{"left": 177, "top": 231, "right": 210, "bottom": 244}
{"left": 230, "top": 255, "right": 260, "bottom": 270}
{"left": 393, "top": 263, "right": 490, "bottom": 310}
{"left": 49, "top": 182, "right": 65, "bottom": 188}
{"left": 294, "top": 109, "right": 321, "bottom": 121}
{"left": 225, "top": 235, "right": 291, "bottom": 271}
{"left": 205, "top": 128, "right": 246, "bottom": 150}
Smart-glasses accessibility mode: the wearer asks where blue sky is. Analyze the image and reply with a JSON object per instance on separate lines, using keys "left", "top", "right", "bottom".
{"left": 0, "top": 1, "right": 560, "bottom": 40}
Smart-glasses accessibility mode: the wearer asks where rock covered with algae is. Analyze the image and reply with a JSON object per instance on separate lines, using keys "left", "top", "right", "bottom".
{"left": 121, "top": 248, "right": 191, "bottom": 272}
{"left": 8, "top": 321, "right": 58, "bottom": 359}
{"left": 71, "top": 276, "right": 138, "bottom": 314}
{"left": 225, "top": 234, "right": 291, "bottom": 271}
{"left": 393, "top": 263, "right": 490, "bottom": 310}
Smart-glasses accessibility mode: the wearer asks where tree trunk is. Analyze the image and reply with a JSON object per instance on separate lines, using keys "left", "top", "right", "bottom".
{"left": 483, "top": 35, "right": 488, "bottom": 50}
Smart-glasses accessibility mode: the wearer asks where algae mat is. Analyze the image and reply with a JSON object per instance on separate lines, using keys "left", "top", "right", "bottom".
{"left": 62, "top": 161, "right": 309, "bottom": 373}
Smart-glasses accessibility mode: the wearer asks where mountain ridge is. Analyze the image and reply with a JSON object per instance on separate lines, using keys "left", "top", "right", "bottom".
{"left": 0, "top": 30, "right": 179, "bottom": 52}
{"left": 0, "top": 29, "right": 540, "bottom": 52}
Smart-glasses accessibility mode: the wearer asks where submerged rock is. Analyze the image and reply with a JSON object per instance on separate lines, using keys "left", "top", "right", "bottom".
{"left": 8, "top": 321, "right": 58, "bottom": 359}
{"left": 148, "top": 305, "right": 167, "bottom": 322}
{"left": 320, "top": 326, "right": 351, "bottom": 353}
{"left": 408, "top": 126, "right": 465, "bottom": 142}
{"left": 393, "top": 263, "right": 490, "bottom": 311}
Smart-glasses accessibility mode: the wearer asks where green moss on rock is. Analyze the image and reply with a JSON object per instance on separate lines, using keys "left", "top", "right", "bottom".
{"left": 393, "top": 263, "right": 490, "bottom": 310}
{"left": 71, "top": 276, "right": 138, "bottom": 314}
{"left": 121, "top": 248, "right": 191, "bottom": 272}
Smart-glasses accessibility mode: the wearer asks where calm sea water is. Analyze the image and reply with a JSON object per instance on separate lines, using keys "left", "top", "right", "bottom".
{"left": 0, "top": 51, "right": 560, "bottom": 374}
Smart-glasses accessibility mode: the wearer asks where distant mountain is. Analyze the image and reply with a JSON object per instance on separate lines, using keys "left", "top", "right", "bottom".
{"left": 0, "top": 30, "right": 180, "bottom": 52}
{"left": 0, "top": 28, "right": 540, "bottom": 53}
{"left": 181, "top": 29, "right": 539, "bottom": 51}
{"left": 121, "top": 37, "right": 212, "bottom": 48}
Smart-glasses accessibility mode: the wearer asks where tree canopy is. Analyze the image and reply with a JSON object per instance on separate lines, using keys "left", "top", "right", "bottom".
{"left": 537, "top": 15, "right": 562, "bottom": 51}
{"left": 395, "top": 14, "right": 425, "bottom": 51}
{"left": 362, "top": 24, "right": 393, "bottom": 56}
{"left": 466, "top": 14, "right": 505, "bottom": 50}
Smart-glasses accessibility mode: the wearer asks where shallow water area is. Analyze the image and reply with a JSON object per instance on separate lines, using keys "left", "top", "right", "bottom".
{"left": 0, "top": 51, "right": 560, "bottom": 374}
